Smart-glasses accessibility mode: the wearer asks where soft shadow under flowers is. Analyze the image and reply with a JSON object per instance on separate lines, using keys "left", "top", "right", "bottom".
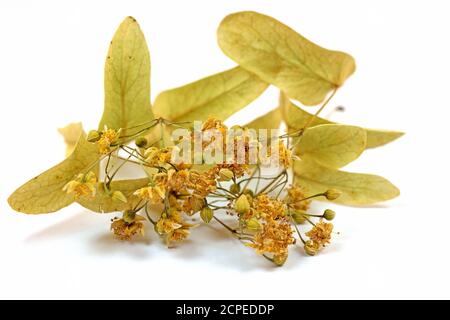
{"left": 24, "top": 210, "right": 308, "bottom": 270}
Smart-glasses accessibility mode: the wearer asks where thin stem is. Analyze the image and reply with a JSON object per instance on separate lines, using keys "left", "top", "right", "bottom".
{"left": 119, "top": 126, "right": 153, "bottom": 140}
{"left": 122, "top": 145, "right": 146, "bottom": 159}
{"left": 238, "top": 166, "right": 258, "bottom": 195}
{"left": 213, "top": 216, "right": 254, "bottom": 242}
{"left": 274, "top": 178, "right": 288, "bottom": 199}
{"left": 216, "top": 187, "right": 236, "bottom": 198}
{"left": 256, "top": 170, "right": 286, "bottom": 195}
{"left": 255, "top": 165, "right": 262, "bottom": 193}
{"left": 281, "top": 88, "right": 338, "bottom": 141}
{"left": 144, "top": 205, "right": 156, "bottom": 225}
{"left": 289, "top": 192, "right": 327, "bottom": 205}
{"left": 288, "top": 212, "right": 306, "bottom": 244}
{"left": 123, "top": 119, "right": 158, "bottom": 131}
{"left": 83, "top": 151, "right": 112, "bottom": 174}
{"left": 238, "top": 175, "right": 274, "bottom": 186}
{"left": 213, "top": 216, "right": 236, "bottom": 234}
{"left": 302, "top": 88, "right": 338, "bottom": 131}
{"left": 160, "top": 123, "right": 166, "bottom": 147}
{"left": 107, "top": 151, "right": 133, "bottom": 185}
{"left": 133, "top": 200, "right": 148, "bottom": 212}
{"left": 267, "top": 172, "right": 288, "bottom": 195}
{"left": 303, "top": 213, "right": 325, "bottom": 218}
{"left": 111, "top": 155, "right": 151, "bottom": 168}
{"left": 303, "top": 215, "right": 316, "bottom": 226}
{"left": 105, "top": 153, "right": 112, "bottom": 180}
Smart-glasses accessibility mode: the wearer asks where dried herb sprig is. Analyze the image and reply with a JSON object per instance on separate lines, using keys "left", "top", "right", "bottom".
{"left": 8, "top": 12, "right": 402, "bottom": 266}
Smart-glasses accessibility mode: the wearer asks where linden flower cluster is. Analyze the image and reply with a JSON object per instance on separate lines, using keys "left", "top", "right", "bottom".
{"left": 61, "top": 117, "right": 341, "bottom": 266}
{"left": 8, "top": 14, "right": 402, "bottom": 267}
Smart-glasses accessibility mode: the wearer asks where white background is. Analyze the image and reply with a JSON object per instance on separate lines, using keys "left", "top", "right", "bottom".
{"left": 0, "top": 0, "right": 449, "bottom": 299}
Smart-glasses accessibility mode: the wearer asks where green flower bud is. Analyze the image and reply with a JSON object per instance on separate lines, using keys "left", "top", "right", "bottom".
{"left": 218, "top": 168, "right": 234, "bottom": 181}
{"left": 200, "top": 207, "right": 214, "bottom": 223}
{"left": 112, "top": 191, "right": 127, "bottom": 203}
{"left": 246, "top": 217, "right": 261, "bottom": 231}
{"left": 235, "top": 194, "right": 250, "bottom": 214}
{"left": 273, "top": 254, "right": 288, "bottom": 266}
{"left": 323, "top": 209, "right": 336, "bottom": 221}
{"left": 230, "top": 183, "right": 241, "bottom": 194}
{"left": 324, "top": 189, "right": 341, "bottom": 200}
{"left": 135, "top": 136, "right": 148, "bottom": 148}
{"left": 291, "top": 210, "right": 306, "bottom": 224}
{"left": 243, "top": 188, "right": 254, "bottom": 197}
{"left": 87, "top": 130, "right": 101, "bottom": 142}
{"left": 304, "top": 240, "right": 320, "bottom": 256}
{"left": 123, "top": 210, "right": 136, "bottom": 223}
{"left": 190, "top": 196, "right": 205, "bottom": 213}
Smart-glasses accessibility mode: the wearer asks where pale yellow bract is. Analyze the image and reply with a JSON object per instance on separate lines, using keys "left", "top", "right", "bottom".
{"left": 8, "top": 130, "right": 99, "bottom": 214}
{"left": 279, "top": 92, "right": 404, "bottom": 149}
{"left": 153, "top": 67, "right": 268, "bottom": 122}
{"left": 294, "top": 160, "right": 400, "bottom": 205}
{"left": 217, "top": 11, "right": 356, "bottom": 106}
{"left": 58, "top": 122, "right": 83, "bottom": 157}
{"left": 77, "top": 178, "right": 150, "bottom": 213}
{"left": 99, "top": 16, "right": 154, "bottom": 136}
{"left": 297, "top": 124, "right": 367, "bottom": 168}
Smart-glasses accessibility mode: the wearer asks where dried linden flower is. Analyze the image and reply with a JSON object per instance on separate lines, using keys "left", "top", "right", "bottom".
{"left": 156, "top": 213, "right": 195, "bottom": 246}
{"left": 305, "top": 219, "right": 333, "bottom": 247}
{"left": 251, "top": 218, "right": 295, "bottom": 256}
{"left": 134, "top": 186, "right": 165, "bottom": 204}
{"left": 111, "top": 217, "right": 145, "bottom": 241}
{"left": 97, "top": 127, "right": 120, "bottom": 154}
{"left": 62, "top": 171, "right": 97, "bottom": 199}
{"left": 304, "top": 240, "right": 320, "bottom": 256}
{"left": 285, "top": 185, "right": 311, "bottom": 212}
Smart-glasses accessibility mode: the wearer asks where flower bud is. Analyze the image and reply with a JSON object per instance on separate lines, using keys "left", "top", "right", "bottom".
{"left": 123, "top": 210, "right": 136, "bottom": 223}
{"left": 190, "top": 196, "right": 205, "bottom": 213}
{"left": 304, "top": 240, "right": 320, "bottom": 256}
{"left": 243, "top": 188, "right": 254, "bottom": 197}
{"left": 273, "top": 254, "right": 288, "bottom": 266}
{"left": 112, "top": 191, "right": 127, "bottom": 203}
{"left": 245, "top": 217, "right": 261, "bottom": 231}
{"left": 235, "top": 194, "right": 250, "bottom": 214}
{"left": 200, "top": 207, "right": 214, "bottom": 223}
{"left": 230, "top": 183, "right": 240, "bottom": 194}
{"left": 218, "top": 168, "right": 233, "bottom": 181}
{"left": 291, "top": 210, "right": 306, "bottom": 224}
{"left": 87, "top": 130, "right": 101, "bottom": 142}
{"left": 323, "top": 209, "right": 336, "bottom": 221}
{"left": 135, "top": 136, "right": 148, "bottom": 148}
{"left": 324, "top": 189, "right": 341, "bottom": 200}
